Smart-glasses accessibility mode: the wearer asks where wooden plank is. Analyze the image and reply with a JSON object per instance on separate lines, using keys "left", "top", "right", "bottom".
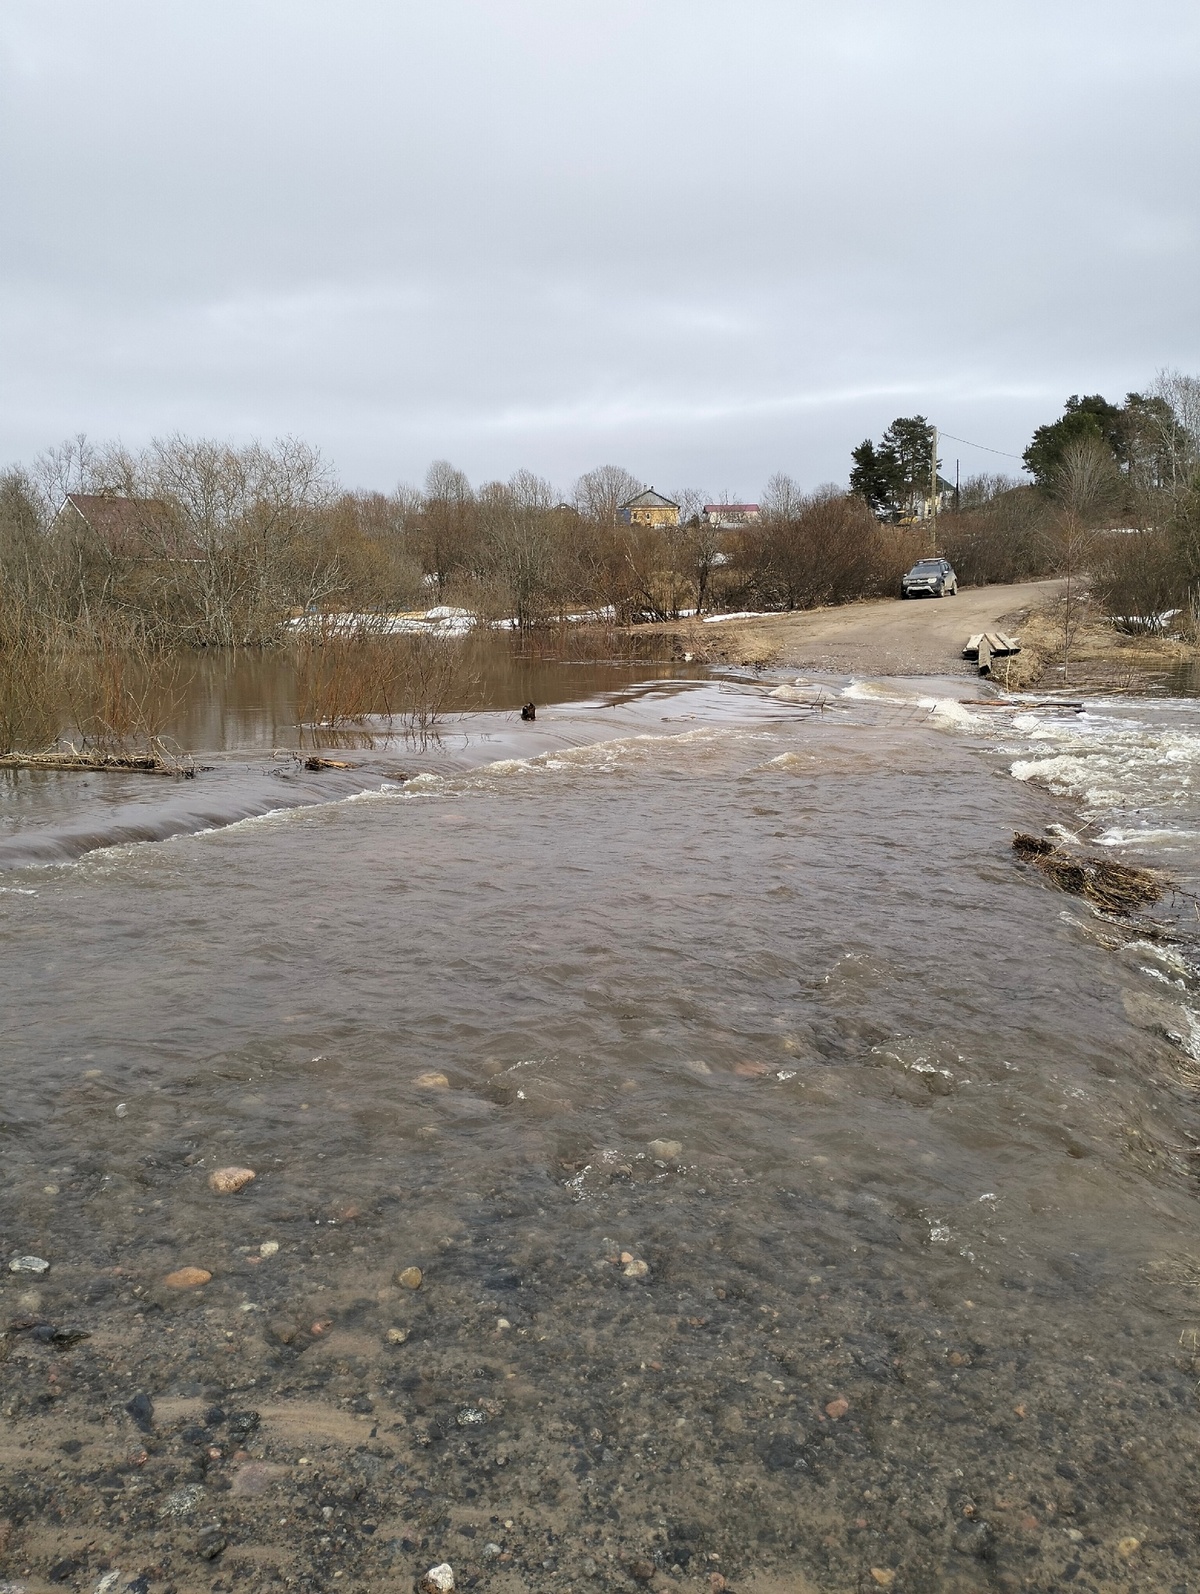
{"left": 983, "top": 632, "right": 1022, "bottom": 657}
{"left": 962, "top": 634, "right": 983, "bottom": 659}
{"left": 977, "top": 637, "right": 992, "bottom": 676}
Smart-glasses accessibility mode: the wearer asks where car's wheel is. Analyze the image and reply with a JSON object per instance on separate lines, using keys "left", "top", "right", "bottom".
{"left": 900, "top": 590, "right": 908, "bottom": 599}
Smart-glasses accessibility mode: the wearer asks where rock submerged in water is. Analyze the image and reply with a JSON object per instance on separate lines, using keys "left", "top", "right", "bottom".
{"left": 208, "top": 1166, "right": 256, "bottom": 1195}
{"left": 396, "top": 1266, "right": 423, "bottom": 1290}
{"left": 623, "top": 1259, "right": 650, "bottom": 1279}
{"left": 420, "top": 1564, "right": 455, "bottom": 1593}
{"left": 648, "top": 1138, "right": 682, "bottom": 1160}
{"left": 124, "top": 1391, "right": 154, "bottom": 1432}
{"left": 231, "top": 1462, "right": 287, "bottom": 1497}
{"left": 165, "top": 1266, "right": 212, "bottom": 1289}
{"left": 415, "top": 1071, "right": 450, "bottom": 1089}
{"left": 8, "top": 1255, "right": 49, "bottom": 1274}
{"left": 386, "top": 1327, "right": 408, "bottom": 1344}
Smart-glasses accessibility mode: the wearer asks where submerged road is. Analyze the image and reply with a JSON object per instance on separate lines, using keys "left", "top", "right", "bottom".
{"left": 694, "top": 576, "right": 1065, "bottom": 676}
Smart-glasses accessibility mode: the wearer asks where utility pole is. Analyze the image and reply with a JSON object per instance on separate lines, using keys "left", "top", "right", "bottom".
{"left": 930, "top": 425, "right": 939, "bottom": 547}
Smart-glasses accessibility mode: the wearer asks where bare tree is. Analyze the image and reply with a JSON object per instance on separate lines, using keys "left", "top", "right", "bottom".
{"left": 27, "top": 434, "right": 105, "bottom": 526}
{"left": 670, "top": 487, "right": 720, "bottom": 613}
{"left": 1150, "top": 369, "right": 1200, "bottom": 498}
{"left": 416, "top": 460, "right": 476, "bottom": 599}
{"left": 475, "top": 470, "right": 565, "bottom": 628}
{"left": 572, "top": 465, "right": 643, "bottom": 526}
{"left": 1049, "top": 437, "right": 1123, "bottom": 681}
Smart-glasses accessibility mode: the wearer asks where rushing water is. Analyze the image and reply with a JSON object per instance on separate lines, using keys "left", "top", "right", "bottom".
{"left": 5, "top": 658, "right": 1200, "bottom": 1593}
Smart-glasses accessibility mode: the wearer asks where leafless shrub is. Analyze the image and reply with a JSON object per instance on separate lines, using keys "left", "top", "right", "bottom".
{"left": 938, "top": 484, "right": 1055, "bottom": 587}
{"left": 1091, "top": 529, "right": 1185, "bottom": 633}
{"left": 293, "top": 621, "right": 470, "bottom": 740}
{"left": 732, "top": 483, "right": 897, "bottom": 609}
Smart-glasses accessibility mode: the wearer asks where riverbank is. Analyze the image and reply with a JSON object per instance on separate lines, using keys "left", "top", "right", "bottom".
{"left": 632, "top": 580, "right": 1062, "bottom": 677}
{"left": 995, "top": 596, "right": 1198, "bottom": 692}
{"left": 632, "top": 579, "right": 1200, "bottom": 693}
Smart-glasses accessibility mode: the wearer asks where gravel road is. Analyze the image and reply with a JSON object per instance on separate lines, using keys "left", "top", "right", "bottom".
{"left": 690, "top": 577, "right": 1064, "bottom": 675}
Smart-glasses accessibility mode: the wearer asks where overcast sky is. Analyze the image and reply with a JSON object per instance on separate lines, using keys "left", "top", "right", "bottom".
{"left": 2, "top": 0, "right": 1198, "bottom": 499}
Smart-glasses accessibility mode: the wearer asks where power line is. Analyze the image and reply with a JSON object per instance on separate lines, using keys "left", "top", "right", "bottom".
{"left": 937, "top": 430, "right": 1026, "bottom": 463}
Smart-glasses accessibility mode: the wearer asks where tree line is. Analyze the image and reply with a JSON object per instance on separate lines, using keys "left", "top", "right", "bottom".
{"left": 0, "top": 444, "right": 915, "bottom": 653}
{"left": 2, "top": 366, "right": 1198, "bottom": 668}
{"left": 849, "top": 370, "right": 1200, "bottom": 626}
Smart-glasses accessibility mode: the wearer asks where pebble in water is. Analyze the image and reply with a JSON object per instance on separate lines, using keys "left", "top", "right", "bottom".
{"left": 415, "top": 1071, "right": 450, "bottom": 1089}
{"left": 124, "top": 1391, "right": 154, "bottom": 1432}
{"left": 623, "top": 1259, "right": 650, "bottom": 1279}
{"left": 208, "top": 1166, "right": 256, "bottom": 1195}
{"left": 259, "top": 1240, "right": 279, "bottom": 1257}
{"left": 8, "top": 1255, "right": 49, "bottom": 1274}
{"left": 825, "top": 1396, "right": 850, "bottom": 1419}
{"left": 230, "top": 1463, "right": 287, "bottom": 1497}
{"left": 159, "top": 1484, "right": 204, "bottom": 1518}
{"left": 196, "top": 1525, "right": 227, "bottom": 1560}
{"left": 419, "top": 1564, "right": 455, "bottom": 1593}
{"left": 870, "top": 1572, "right": 896, "bottom": 1588}
{"left": 386, "top": 1327, "right": 408, "bottom": 1344}
{"left": 114, "top": 1103, "right": 128, "bottom": 1118}
{"left": 648, "top": 1138, "right": 682, "bottom": 1160}
{"left": 396, "top": 1266, "right": 423, "bottom": 1290}
{"left": 164, "top": 1266, "right": 212, "bottom": 1289}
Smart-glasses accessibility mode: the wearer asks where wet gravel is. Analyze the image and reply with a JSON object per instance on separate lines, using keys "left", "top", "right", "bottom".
{"left": 5, "top": 1148, "right": 1200, "bottom": 1594}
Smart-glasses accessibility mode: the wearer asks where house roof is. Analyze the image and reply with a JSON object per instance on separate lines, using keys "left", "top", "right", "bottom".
{"left": 57, "top": 492, "right": 171, "bottom": 553}
{"left": 619, "top": 488, "right": 679, "bottom": 509}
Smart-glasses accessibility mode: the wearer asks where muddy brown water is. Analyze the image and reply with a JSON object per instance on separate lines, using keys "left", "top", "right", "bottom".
{"left": 5, "top": 652, "right": 1200, "bottom": 1593}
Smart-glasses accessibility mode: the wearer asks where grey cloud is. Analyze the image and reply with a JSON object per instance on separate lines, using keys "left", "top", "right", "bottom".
{"left": 1, "top": 0, "right": 1197, "bottom": 494}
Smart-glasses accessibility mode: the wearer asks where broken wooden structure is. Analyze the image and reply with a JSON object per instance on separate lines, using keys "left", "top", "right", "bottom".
{"left": 963, "top": 632, "right": 1021, "bottom": 676}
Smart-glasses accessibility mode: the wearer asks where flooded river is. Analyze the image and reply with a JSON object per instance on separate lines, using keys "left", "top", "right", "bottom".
{"left": 5, "top": 650, "right": 1200, "bottom": 1593}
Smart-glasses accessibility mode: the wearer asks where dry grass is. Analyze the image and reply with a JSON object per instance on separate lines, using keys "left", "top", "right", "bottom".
{"left": 1002, "top": 594, "right": 1196, "bottom": 691}
{"left": 1144, "top": 1257, "right": 1200, "bottom": 1290}
{"left": 0, "top": 598, "right": 195, "bottom": 762}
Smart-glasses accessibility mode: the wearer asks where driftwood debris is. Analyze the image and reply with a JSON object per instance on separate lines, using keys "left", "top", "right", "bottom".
{"left": 0, "top": 750, "right": 194, "bottom": 778}
{"left": 960, "top": 699, "right": 1084, "bottom": 712}
{"left": 1013, "top": 832, "right": 1169, "bottom": 914}
{"left": 303, "top": 756, "right": 359, "bottom": 771}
